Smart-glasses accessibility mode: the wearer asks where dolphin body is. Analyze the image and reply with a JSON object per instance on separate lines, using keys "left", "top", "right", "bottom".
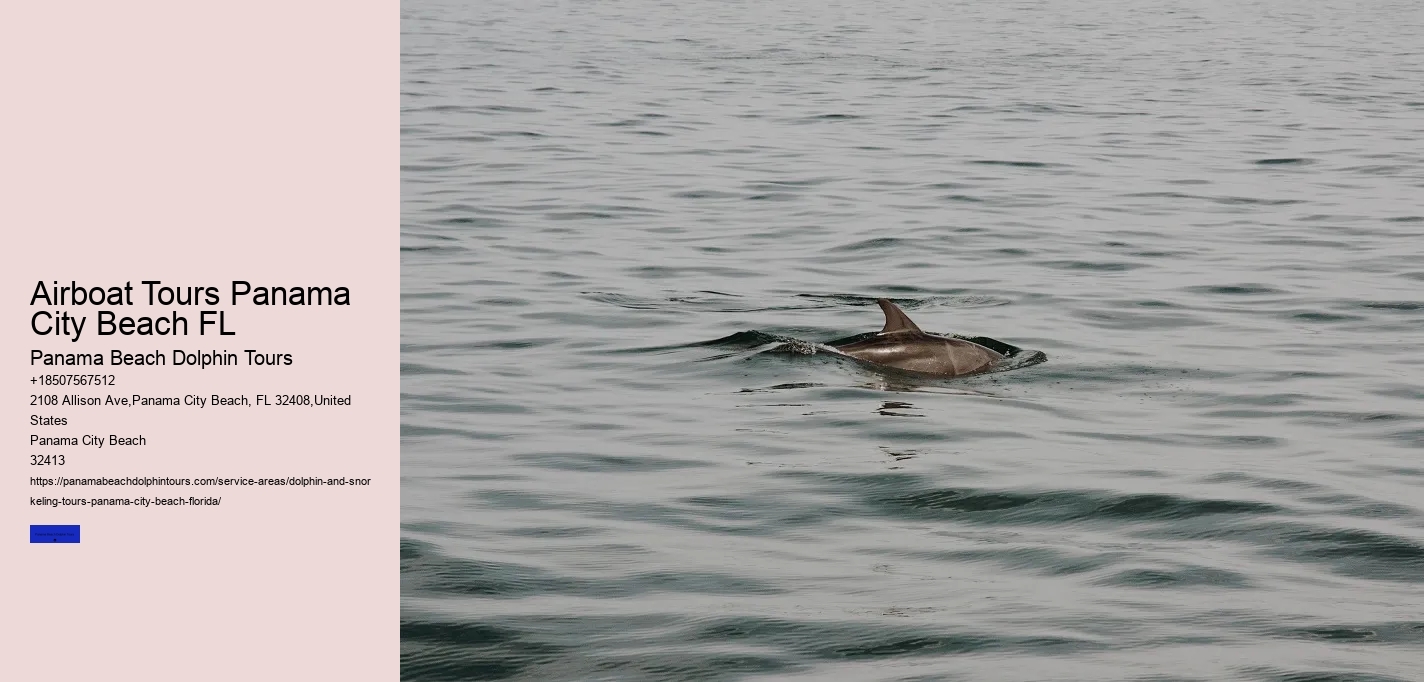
{"left": 832, "top": 299, "right": 1004, "bottom": 377}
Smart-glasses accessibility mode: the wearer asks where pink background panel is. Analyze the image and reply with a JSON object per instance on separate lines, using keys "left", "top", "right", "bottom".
{"left": 2, "top": 2, "right": 397, "bottom": 679}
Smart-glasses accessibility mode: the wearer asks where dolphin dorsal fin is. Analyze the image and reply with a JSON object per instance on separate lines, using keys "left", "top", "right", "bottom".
{"left": 876, "top": 298, "right": 922, "bottom": 334}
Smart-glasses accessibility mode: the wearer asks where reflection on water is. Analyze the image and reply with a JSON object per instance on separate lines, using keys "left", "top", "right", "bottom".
{"left": 403, "top": 0, "right": 1424, "bottom": 679}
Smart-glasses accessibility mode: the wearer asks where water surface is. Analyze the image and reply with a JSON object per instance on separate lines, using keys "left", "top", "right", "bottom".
{"left": 402, "top": 1, "right": 1424, "bottom": 679}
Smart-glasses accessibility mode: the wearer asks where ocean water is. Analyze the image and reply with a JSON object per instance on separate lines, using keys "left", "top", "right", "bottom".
{"left": 399, "top": 1, "right": 1424, "bottom": 679}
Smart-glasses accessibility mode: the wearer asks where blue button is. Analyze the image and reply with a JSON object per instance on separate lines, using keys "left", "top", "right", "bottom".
{"left": 30, "top": 525, "right": 80, "bottom": 543}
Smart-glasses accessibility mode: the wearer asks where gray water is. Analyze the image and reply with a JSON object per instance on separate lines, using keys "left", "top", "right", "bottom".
{"left": 400, "top": 1, "right": 1424, "bottom": 679}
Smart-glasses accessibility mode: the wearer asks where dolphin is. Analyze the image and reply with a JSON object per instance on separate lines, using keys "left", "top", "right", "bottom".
{"left": 832, "top": 299, "right": 1004, "bottom": 377}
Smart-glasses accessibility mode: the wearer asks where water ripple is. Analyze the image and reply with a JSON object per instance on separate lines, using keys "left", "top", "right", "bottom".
{"left": 403, "top": 0, "right": 1424, "bottom": 678}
